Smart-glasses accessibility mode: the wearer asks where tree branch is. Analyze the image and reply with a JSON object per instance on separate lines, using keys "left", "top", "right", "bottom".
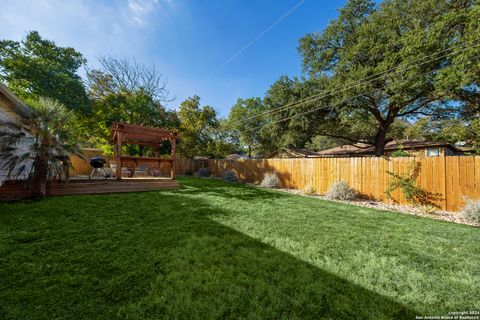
{"left": 316, "top": 132, "right": 374, "bottom": 147}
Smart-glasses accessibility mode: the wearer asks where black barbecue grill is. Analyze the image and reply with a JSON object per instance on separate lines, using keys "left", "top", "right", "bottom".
{"left": 90, "top": 156, "right": 106, "bottom": 168}
{"left": 89, "top": 156, "right": 108, "bottom": 179}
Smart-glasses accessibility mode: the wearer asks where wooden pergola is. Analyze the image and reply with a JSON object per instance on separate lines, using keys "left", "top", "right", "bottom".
{"left": 110, "top": 122, "right": 180, "bottom": 180}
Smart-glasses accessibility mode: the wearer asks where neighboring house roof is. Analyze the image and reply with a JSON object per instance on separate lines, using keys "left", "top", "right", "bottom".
{"left": 268, "top": 148, "right": 322, "bottom": 158}
{"left": 0, "top": 82, "right": 31, "bottom": 121}
{"left": 317, "top": 143, "right": 373, "bottom": 156}
{"left": 317, "top": 140, "right": 463, "bottom": 156}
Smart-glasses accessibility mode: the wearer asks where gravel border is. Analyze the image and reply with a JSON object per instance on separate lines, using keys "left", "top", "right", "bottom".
{"left": 185, "top": 176, "right": 478, "bottom": 228}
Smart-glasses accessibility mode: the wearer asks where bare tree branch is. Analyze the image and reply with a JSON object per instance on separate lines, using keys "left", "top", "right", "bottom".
{"left": 95, "top": 56, "right": 174, "bottom": 103}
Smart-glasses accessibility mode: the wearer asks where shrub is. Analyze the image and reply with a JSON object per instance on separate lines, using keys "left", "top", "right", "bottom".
{"left": 390, "top": 149, "right": 410, "bottom": 157}
{"left": 224, "top": 170, "right": 238, "bottom": 183}
{"left": 325, "top": 181, "right": 357, "bottom": 201}
{"left": 461, "top": 198, "right": 480, "bottom": 224}
{"left": 385, "top": 161, "right": 440, "bottom": 206}
{"left": 195, "top": 167, "right": 209, "bottom": 178}
{"left": 0, "top": 97, "right": 82, "bottom": 196}
{"left": 260, "top": 172, "right": 281, "bottom": 188}
{"left": 304, "top": 185, "right": 317, "bottom": 195}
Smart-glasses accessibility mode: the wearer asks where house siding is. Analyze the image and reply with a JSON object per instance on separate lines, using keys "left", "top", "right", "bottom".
{"left": 0, "top": 87, "right": 31, "bottom": 186}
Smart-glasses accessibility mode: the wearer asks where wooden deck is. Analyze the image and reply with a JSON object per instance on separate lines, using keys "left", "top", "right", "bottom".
{"left": 0, "top": 178, "right": 179, "bottom": 200}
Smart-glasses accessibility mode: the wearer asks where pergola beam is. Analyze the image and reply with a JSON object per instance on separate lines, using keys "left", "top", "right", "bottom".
{"left": 109, "top": 122, "right": 180, "bottom": 180}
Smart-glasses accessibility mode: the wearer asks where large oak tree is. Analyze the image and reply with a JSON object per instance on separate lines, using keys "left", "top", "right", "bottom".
{"left": 298, "top": 0, "right": 479, "bottom": 155}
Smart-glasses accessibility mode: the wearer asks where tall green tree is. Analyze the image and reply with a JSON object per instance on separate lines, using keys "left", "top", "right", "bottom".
{"left": 262, "top": 76, "right": 336, "bottom": 151}
{"left": 207, "top": 118, "right": 239, "bottom": 158}
{"left": 298, "top": 0, "right": 479, "bottom": 155}
{"left": 305, "top": 136, "right": 349, "bottom": 152}
{"left": 406, "top": 117, "right": 480, "bottom": 153}
{"left": 178, "top": 95, "right": 219, "bottom": 157}
{"left": 178, "top": 95, "right": 236, "bottom": 158}
{"left": 228, "top": 97, "right": 266, "bottom": 157}
{"left": 0, "top": 31, "right": 90, "bottom": 114}
{"left": 86, "top": 57, "right": 178, "bottom": 153}
{"left": 435, "top": 2, "right": 480, "bottom": 114}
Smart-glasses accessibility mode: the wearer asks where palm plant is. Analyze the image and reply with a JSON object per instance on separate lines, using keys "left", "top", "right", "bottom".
{"left": 0, "top": 97, "right": 82, "bottom": 196}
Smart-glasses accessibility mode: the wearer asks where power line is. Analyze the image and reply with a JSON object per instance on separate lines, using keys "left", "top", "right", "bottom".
{"left": 245, "top": 88, "right": 379, "bottom": 132}
{"left": 231, "top": 40, "right": 480, "bottom": 126}
{"left": 243, "top": 58, "right": 474, "bottom": 133}
{"left": 236, "top": 41, "right": 480, "bottom": 125}
{"left": 205, "top": 0, "right": 305, "bottom": 78}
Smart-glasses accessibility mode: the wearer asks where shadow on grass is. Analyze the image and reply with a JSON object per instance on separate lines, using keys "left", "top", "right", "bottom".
{"left": 0, "top": 178, "right": 417, "bottom": 319}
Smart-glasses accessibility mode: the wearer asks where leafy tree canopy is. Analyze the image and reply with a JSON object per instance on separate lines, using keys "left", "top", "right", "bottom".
{"left": 0, "top": 31, "right": 90, "bottom": 114}
{"left": 406, "top": 117, "right": 480, "bottom": 153}
{"left": 0, "top": 97, "right": 82, "bottom": 195}
{"left": 178, "top": 95, "right": 236, "bottom": 158}
{"left": 228, "top": 97, "right": 267, "bottom": 157}
{"left": 262, "top": 75, "right": 333, "bottom": 151}
{"left": 85, "top": 57, "right": 179, "bottom": 153}
{"left": 295, "top": 0, "right": 480, "bottom": 155}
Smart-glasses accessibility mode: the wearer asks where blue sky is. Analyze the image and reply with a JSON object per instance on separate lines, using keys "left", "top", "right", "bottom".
{"left": 0, "top": 0, "right": 347, "bottom": 116}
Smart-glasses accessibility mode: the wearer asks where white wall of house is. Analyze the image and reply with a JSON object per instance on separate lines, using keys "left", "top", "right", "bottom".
{"left": 0, "top": 106, "right": 16, "bottom": 185}
{"left": 0, "top": 84, "right": 32, "bottom": 186}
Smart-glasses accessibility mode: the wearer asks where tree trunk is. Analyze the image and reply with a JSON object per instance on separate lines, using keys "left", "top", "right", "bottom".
{"left": 373, "top": 120, "right": 393, "bottom": 156}
{"left": 374, "top": 129, "right": 387, "bottom": 156}
{"left": 372, "top": 107, "right": 397, "bottom": 156}
{"left": 32, "top": 151, "right": 49, "bottom": 197}
{"left": 248, "top": 145, "right": 252, "bottom": 158}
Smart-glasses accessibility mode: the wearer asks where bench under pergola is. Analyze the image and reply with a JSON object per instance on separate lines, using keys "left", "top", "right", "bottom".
{"left": 110, "top": 122, "right": 179, "bottom": 180}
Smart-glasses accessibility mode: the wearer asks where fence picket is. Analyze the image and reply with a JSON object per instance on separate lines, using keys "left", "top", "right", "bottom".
{"left": 68, "top": 154, "right": 478, "bottom": 212}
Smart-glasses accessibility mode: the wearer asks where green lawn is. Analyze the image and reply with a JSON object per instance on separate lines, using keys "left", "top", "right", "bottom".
{"left": 0, "top": 177, "right": 478, "bottom": 319}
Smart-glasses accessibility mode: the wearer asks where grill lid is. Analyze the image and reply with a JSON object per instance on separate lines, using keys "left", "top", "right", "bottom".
{"left": 89, "top": 156, "right": 106, "bottom": 168}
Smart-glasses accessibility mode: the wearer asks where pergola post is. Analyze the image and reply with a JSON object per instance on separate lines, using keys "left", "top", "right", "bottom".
{"left": 109, "top": 123, "right": 180, "bottom": 181}
{"left": 171, "top": 137, "right": 177, "bottom": 179}
{"left": 116, "top": 133, "right": 123, "bottom": 180}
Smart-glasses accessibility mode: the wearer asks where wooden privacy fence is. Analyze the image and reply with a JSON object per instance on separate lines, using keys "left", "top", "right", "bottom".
{"left": 176, "top": 156, "right": 480, "bottom": 212}
{"left": 70, "top": 148, "right": 110, "bottom": 176}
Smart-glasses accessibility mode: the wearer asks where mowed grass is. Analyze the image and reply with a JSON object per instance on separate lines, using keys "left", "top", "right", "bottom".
{"left": 0, "top": 177, "right": 478, "bottom": 319}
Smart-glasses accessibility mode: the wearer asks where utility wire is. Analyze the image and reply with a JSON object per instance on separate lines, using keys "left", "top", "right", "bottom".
{"left": 243, "top": 58, "right": 474, "bottom": 133}
{"left": 236, "top": 41, "right": 480, "bottom": 124}
{"left": 244, "top": 87, "right": 380, "bottom": 132}
{"left": 231, "top": 40, "right": 480, "bottom": 126}
{"left": 205, "top": 0, "right": 305, "bottom": 78}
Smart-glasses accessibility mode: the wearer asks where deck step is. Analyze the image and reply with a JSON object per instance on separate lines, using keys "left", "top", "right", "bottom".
{"left": 51, "top": 184, "right": 179, "bottom": 195}
{"left": 53, "top": 181, "right": 174, "bottom": 189}
{"left": 0, "top": 180, "right": 180, "bottom": 199}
